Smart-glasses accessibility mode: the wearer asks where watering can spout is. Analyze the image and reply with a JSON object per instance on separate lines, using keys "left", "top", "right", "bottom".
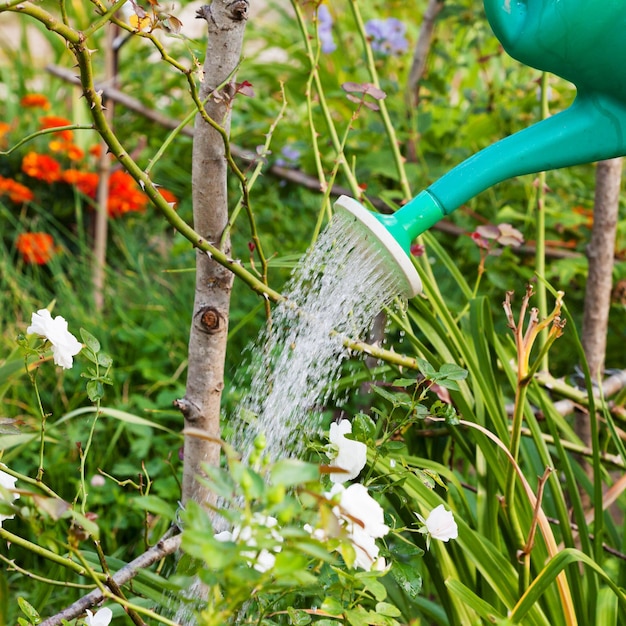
{"left": 394, "top": 94, "right": 626, "bottom": 246}
{"left": 335, "top": 0, "right": 626, "bottom": 298}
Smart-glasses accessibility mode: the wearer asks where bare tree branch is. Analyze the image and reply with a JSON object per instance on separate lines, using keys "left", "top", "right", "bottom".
{"left": 92, "top": 23, "right": 117, "bottom": 312}
{"left": 39, "top": 532, "right": 182, "bottom": 626}
{"left": 535, "top": 368, "right": 626, "bottom": 417}
{"left": 407, "top": 0, "right": 444, "bottom": 105}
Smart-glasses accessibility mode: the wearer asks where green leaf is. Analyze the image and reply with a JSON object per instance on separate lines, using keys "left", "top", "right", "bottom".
{"left": 270, "top": 459, "right": 319, "bottom": 487}
{"left": 416, "top": 357, "right": 437, "bottom": 379}
{"left": 382, "top": 440, "right": 406, "bottom": 451}
{"left": 181, "top": 530, "right": 239, "bottom": 570}
{"left": 273, "top": 552, "right": 318, "bottom": 585}
{"left": 430, "top": 401, "right": 459, "bottom": 426}
{"left": 0, "top": 348, "right": 33, "bottom": 402}
{"left": 392, "top": 561, "right": 423, "bottom": 600}
{"left": 320, "top": 596, "right": 344, "bottom": 617}
{"left": 86, "top": 380, "right": 104, "bottom": 402}
{"left": 295, "top": 538, "right": 336, "bottom": 563}
{"left": 286, "top": 607, "right": 312, "bottom": 625}
{"left": 438, "top": 363, "right": 468, "bottom": 381}
{"left": 360, "top": 577, "right": 387, "bottom": 602}
{"left": 97, "top": 352, "right": 113, "bottom": 368}
{"left": 81, "top": 350, "right": 98, "bottom": 365}
{"left": 446, "top": 579, "right": 506, "bottom": 623}
{"left": 375, "top": 602, "right": 401, "bottom": 617}
{"left": 412, "top": 404, "right": 430, "bottom": 420}
{"left": 345, "top": 606, "right": 388, "bottom": 626}
{"left": 391, "top": 378, "right": 417, "bottom": 388}
{"left": 352, "top": 412, "right": 377, "bottom": 442}
{"left": 509, "top": 548, "right": 626, "bottom": 623}
{"left": 63, "top": 509, "right": 100, "bottom": 540}
{"left": 231, "top": 464, "right": 265, "bottom": 500}
{"left": 411, "top": 468, "right": 435, "bottom": 489}
{"left": 80, "top": 328, "right": 100, "bottom": 353}
{"left": 371, "top": 386, "right": 412, "bottom": 407}
{"left": 0, "top": 434, "right": 39, "bottom": 450}
{"left": 18, "top": 597, "right": 40, "bottom": 624}
{"left": 55, "top": 407, "right": 178, "bottom": 435}
{"left": 132, "top": 495, "right": 177, "bottom": 521}
{"left": 435, "top": 378, "right": 461, "bottom": 391}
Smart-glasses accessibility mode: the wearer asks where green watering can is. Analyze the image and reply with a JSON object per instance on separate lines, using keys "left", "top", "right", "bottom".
{"left": 336, "top": 0, "right": 626, "bottom": 297}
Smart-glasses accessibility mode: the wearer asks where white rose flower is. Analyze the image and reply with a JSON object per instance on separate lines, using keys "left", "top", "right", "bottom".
{"left": 303, "top": 523, "right": 327, "bottom": 542}
{"left": 85, "top": 607, "right": 113, "bottom": 626}
{"left": 349, "top": 525, "right": 385, "bottom": 571}
{"left": 27, "top": 309, "right": 82, "bottom": 369}
{"left": 328, "top": 419, "right": 367, "bottom": 483}
{"left": 0, "top": 469, "right": 19, "bottom": 526}
{"left": 327, "top": 483, "right": 389, "bottom": 571}
{"left": 331, "top": 483, "right": 389, "bottom": 538}
{"left": 215, "top": 514, "right": 282, "bottom": 573}
{"left": 417, "top": 504, "right": 458, "bottom": 545}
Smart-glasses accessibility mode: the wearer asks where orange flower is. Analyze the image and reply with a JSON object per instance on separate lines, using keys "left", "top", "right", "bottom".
{"left": 0, "top": 121, "right": 10, "bottom": 140}
{"left": 22, "top": 152, "right": 62, "bottom": 183}
{"left": 16, "top": 232, "right": 55, "bottom": 264}
{"left": 40, "top": 116, "right": 73, "bottom": 141}
{"left": 20, "top": 94, "right": 51, "bottom": 110}
{"left": 158, "top": 188, "right": 178, "bottom": 208}
{"left": 49, "top": 140, "right": 85, "bottom": 161}
{"left": 572, "top": 205, "right": 593, "bottom": 229}
{"left": 89, "top": 144, "right": 102, "bottom": 158}
{"left": 66, "top": 144, "right": 85, "bottom": 161}
{"left": 62, "top": 169, "right": 99, "bottom": 197}
{"left": 107, "top": 170, "right": 148, "bottom": 218}
{"left": 0, "top": 175, "right": 34, "bottom": 203}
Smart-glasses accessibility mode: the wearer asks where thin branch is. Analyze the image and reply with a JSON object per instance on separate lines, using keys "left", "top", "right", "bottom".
{"left": 536, "top": 369, "right": 626, "bottom": 416}
{"left": 39, "top": 532, "right": 182, "bottom": 626}
{"left": 406, "top": 0, "right": 444, "bottom": 105}
{"left": 518, "top": 427, "right": 626, "bottom": 470}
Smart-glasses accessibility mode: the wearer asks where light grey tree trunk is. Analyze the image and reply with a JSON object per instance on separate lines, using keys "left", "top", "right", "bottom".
{"left": 581, "top": 158, "right": 622, "bottom": 380}
{"left": 576, "top": 157, "right": 622, "bottom": 502}
{"left": 176, "top": 0, "right": 249, "bottom": 506}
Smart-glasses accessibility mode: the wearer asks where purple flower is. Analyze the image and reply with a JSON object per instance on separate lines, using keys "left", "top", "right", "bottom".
{"left": 317, "top": 5, "right": 337, "bottom": 54}
{"left": 365, "top": 18, "right": 408, "bottom": 56}
{"left": 275, "top": 145, "right": 301, "bottom": 168}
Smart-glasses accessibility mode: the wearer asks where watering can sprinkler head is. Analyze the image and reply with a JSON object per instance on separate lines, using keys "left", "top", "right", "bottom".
{"left": 333, "top": 195, "right": 423, "bottom": 298}
{"left": 336, "top": 0, "right": 626, "bottom": 299}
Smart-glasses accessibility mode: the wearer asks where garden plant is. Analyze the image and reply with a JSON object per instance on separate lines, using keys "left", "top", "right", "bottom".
{"left": 1, "top": 1, "right": 626, "bottom": 625}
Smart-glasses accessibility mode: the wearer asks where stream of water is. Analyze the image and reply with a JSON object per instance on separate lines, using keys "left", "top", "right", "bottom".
{"left": 229, "top": 209, "right": 407, "bottom": 464}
